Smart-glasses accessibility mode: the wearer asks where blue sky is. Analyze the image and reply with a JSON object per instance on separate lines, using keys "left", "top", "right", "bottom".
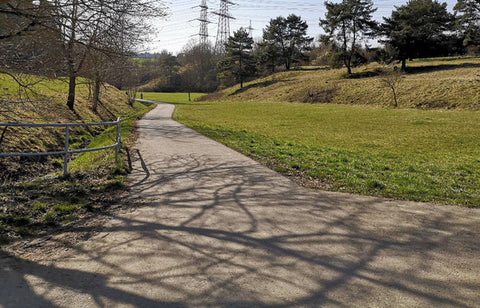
{"left": 149, "top": 0, "right": 458, "bottom": 54}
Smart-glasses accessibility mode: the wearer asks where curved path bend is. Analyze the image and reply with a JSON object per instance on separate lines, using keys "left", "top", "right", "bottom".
{"left": 1, "top": 103, "right": 479, "bottom": 307}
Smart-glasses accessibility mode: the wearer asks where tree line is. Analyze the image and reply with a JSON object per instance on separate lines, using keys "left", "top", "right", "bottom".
{"left": 140, "top": 0, "right": 480, "bottom": 93}
{"left": 1, "top": 0, "right": 480, "bottom": 109}
{"left": 222, "top": 0, "right": 479, "bottom": 89}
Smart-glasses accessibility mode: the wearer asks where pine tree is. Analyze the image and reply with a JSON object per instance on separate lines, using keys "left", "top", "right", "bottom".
{"left": 262, "top": 15, "right": 313, "bottom": 71}
{"left": 218, "top": 28, "right": 256, "bottom": 89}
{"left": 455, "top": 0, "right": 480, "bottom": 50}
{"left": 320, "top": 0, "right": 377, "bottom": 75}
{"left": 381, "top": 0, "right": 455, "bottom": 71}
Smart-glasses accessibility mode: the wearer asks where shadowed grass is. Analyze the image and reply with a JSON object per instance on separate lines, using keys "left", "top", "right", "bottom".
{"left": 0, "top": 73, "right": 155, "bottom": 243}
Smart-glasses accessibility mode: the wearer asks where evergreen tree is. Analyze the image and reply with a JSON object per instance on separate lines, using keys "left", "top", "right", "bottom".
{"left": 380, "top": 0, "right": 455, "bottom": 71}
{"left": 262, "top": 14, "right": 313, "bottom": 71}
{"left": 255, "top": 35, "right": 281, "bottom": 75}
{"left": 320, "top": 0, "right": 377, "bottom": 74}
{"left": 455, "top": 0, "right": 480, "bottom": 50}
{"left": 217, "top": 28, "right": 256, "bottom": 89}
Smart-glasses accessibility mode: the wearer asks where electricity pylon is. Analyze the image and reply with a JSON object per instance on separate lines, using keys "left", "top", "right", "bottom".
{"left": 247, "top": 20, "right": 254, "bottom": 37}
{"left": 197, "top": 0, "right": 210, "bottom": 48}
{"left": 190, "top": 0, "right": 211, "bottom": 49}
{"left": 213, "top": 0, "right": 236, "bottom": 54}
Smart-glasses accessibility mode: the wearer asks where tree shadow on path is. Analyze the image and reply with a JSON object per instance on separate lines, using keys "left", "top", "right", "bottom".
{"left": 2, "top": 112, "right": 479, "bottom": 307}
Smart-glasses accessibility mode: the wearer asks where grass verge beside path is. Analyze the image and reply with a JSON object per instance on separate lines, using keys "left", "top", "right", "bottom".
{"left": 0, "top": 101, "right": 155, "bottom": 243}
{"left": 69, "top": 100, "right": 155, "bottom": 173}
{"left": 172, "top": 101, "right": 480, "bottom": 208}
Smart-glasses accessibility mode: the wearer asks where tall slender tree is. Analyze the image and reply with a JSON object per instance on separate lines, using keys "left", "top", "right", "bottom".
{"left": 218, "top": 28, "right": 256, "bottom": 89}
{"left": 1, "top": 0, "right": 167, "bottom": 111}
{"left": 320, "top": 0, "right": 377, "bottom": 74}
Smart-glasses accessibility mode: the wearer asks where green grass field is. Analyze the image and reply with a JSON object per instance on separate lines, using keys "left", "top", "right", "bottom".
{"left": 137, "top": 92, "right": 206, "bottom": 104}
{"left": 170, "top": 100, "right": 480, "bottom": 207}
{"left": 161, "top": 57, "right": 480, "bottom": 207}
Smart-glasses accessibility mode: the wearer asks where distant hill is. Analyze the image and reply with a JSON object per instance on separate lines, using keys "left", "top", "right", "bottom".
{"left": 208, "top": 57, "right": 480, "bottom": 110}
{"left": 136, "top": 52, "right": 156, "bottom": 59}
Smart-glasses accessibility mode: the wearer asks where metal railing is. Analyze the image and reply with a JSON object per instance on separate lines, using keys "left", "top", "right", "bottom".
{"left": 0, "top": 117, "right": 121, "bottom": 177}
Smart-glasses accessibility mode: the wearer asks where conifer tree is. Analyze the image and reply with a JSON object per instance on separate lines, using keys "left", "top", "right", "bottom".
{"left": 218, "top": 28, "right": 256, "bottom": 89}
{"left": 320, "top": 0, "right": 377, "bottom": 74}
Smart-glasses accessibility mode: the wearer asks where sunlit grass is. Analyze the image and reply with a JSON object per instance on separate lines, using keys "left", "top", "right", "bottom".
{"left": 214, "top": 57, "right": 480, "bottom": 110}
{"left": 137, "top": 92, "right": 206, "bottom": 104}
{"left": 173, "top": 99, "right": 480, "bottom": 207}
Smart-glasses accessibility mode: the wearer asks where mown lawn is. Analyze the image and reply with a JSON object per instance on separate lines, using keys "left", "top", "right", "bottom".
{"left": 172, "top": 101, "right": 480, "bottom": 207}
{"left": 137, "top": 92, "right": 206, "bottom": 104}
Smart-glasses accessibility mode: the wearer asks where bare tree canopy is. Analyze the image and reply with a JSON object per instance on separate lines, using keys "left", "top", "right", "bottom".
{"left": 1, "top": 0, "right": 167, "bottom": 110}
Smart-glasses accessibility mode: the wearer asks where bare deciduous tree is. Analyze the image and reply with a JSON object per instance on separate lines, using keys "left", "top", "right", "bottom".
{"left": 380, "top": 69, "right": 403, "bottom": 108}
{"left": 1, "top": 0, "right": 167, "bottom": 111}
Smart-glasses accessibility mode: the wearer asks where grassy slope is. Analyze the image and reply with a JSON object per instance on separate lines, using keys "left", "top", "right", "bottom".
{"left": 0, "top": 73, "right": 130, "bottom": 122}
{"left": 0, "top": 73, "right": 155, "bottom": 242}
{"left": 213, "top": 57, "right": 480, "bottom": 110}
{"left": 0, "top": 73, "right": 134, "bottom": 155}
{"left": 168, "top": 57, "right": 480, "bottom": 207}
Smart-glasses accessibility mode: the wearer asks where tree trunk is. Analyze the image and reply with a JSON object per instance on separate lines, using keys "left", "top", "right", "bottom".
{"left": 392, "top": 88, "right": 398, "bottom": 108}
{"left": 239, "top": 53, "right": 243, "bottom": 88}
{"left": 93, "top": 76, "right": 101, "bottom": 112}
{"left": 346, "top": 52, "right": 352, "bottom": 75}
{"left": 67, "top": 75, "right": 76, "bottom": 111}
{"left": 401, "top": 58, "right": 406, "bottom": 72}
{"left": 271, "top": 53, "right": 275, "bottom": 74}
{"left": 188, "top": 91, "right": 191, "bottom": 102}
{"left": 66, "top": 0, "right": 78, "bottom": 111}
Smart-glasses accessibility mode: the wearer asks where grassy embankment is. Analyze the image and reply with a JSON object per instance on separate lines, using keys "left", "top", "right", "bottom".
{"left": 145, "top": 57, "right": 480, "bottom": 207}
{"left": 211, "top": 56, "right": 480, "bottom": 110}
{"left": 0, "top": 73, "right": 155, "bottom": 242}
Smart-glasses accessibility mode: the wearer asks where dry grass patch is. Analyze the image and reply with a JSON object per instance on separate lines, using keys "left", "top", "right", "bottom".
{"left": 212, "top": 57, "right": 480, "bottom": 110}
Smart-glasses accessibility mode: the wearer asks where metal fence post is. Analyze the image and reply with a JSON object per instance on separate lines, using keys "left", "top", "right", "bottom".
{"left": 64, "top": 124, "right": 70, "bottom": 177}
{"left": 0, "top": 119, "right": 122, "bottom": 177}
{"left": 115, "top": 117, "right": 121, "bottom": 164}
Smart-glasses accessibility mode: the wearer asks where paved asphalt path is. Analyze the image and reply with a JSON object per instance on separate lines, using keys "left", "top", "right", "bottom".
{"left": 1, "top": 102, "right": 479, "bottom": 307}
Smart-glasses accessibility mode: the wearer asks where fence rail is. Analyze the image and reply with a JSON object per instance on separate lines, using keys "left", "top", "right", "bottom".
{"left": 0, "top": 117, "right": 121, "bottom": 177}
